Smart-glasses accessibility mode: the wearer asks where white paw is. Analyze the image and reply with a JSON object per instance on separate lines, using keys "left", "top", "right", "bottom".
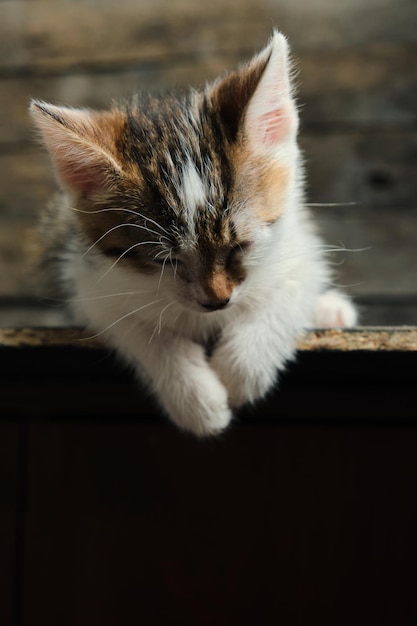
{"left": 155, "top": 344, "right": 233, "bottom": 437}
{"left": 165, "top": 383, "right": 232, "bottom": 438}
{"left": 211, "top": 345, "right": 276, "bottom": 409}
{"left": 313, "top": 289, "right": 357, "bottom": 328}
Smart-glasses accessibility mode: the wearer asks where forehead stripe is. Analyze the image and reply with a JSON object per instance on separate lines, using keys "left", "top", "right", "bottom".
{"left": 180, "top": 159, "right": 207, "bottom": 215}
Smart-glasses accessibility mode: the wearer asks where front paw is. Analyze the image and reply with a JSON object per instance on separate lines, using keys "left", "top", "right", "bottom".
{"left": 164, "top": 382, "right": 232, "bottom": 438}
{"left": 313, "top": 289, "right": 357, "bottom": 328}
{"left": 154, "top": 344, "right": 233, "bottom": 437}
{"left": 211, "top": 346, "right": 276, "bottom": 409}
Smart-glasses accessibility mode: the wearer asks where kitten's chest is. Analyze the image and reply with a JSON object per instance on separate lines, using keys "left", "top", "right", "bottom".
{"left": 173, "top": 307, "right": 225, "bottom": 346}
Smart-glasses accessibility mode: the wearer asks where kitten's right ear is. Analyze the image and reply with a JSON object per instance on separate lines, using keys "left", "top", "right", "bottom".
{"left": 29, "top": 100, "right": 125, "bottom": 194}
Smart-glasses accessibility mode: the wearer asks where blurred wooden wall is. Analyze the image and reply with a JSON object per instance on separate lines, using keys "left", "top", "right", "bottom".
{"left": 0, "top": 0, "right": 416, "bottom": 325}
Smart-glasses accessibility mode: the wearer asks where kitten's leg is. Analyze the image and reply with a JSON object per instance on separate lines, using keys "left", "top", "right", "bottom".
{"left": 211, "top": 290, "right": 357, "bottom": 409}
{"left": 313, "top": 289, "right": 357, "bottom": 328}
{"left": 114, "top": 329, "right": 232, "bottom": 437}
{"left": 210, "top": 309, "right": 296, "bottom": 409}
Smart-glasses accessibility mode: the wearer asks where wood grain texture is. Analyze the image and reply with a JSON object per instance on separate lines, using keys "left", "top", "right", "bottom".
{"left": 1, "top": 327, "right": 417, "bottom": 351}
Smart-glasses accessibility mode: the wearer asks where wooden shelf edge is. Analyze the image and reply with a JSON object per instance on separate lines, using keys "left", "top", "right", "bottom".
{"left": 0, "top": 326, "right": 417, "bottom": 352}
{"left": 297, "top": 327, "right": 417, "bottom": 352}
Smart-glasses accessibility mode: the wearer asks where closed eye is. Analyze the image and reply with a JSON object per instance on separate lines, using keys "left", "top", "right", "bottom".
{"left": 232, "top": 241, "right": 251, "bottom": 255}
{"left": 151, "top": 257, "right": 167, "bottom": 265}
{"left": 102, "top": 247, "right": 139, "bottom": 259}
{"left": 226, "top": 241, "right": 251, "bottom": 268}
{"left": 151, "top": 255, "right": 183, "bottom": 267}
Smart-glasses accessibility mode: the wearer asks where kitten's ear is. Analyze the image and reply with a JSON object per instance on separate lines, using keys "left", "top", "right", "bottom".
{"left": 213, "top": 31, "right": 297, "bottom": 154}
{"left": 29, "top": 101, "right": 124, "bottom": 194}
{"left": 244, "top": 31, "right": 297, "bottom": 153}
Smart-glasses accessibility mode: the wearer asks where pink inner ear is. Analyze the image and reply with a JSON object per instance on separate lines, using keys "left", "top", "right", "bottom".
{"left": 49, "top": 142, "right": 109, "bottom": 194}
{"left": 30, "top": 103, "right": 121, "bottom": 195}
{"left": 256, "top": 107, "right": 291, "bottom": 145}
{"left": 56, "top": 155, "right": 105, "bottom": 193}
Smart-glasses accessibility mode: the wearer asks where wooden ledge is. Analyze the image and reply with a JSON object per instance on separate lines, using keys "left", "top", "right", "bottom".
{"left": 1, "top": 326, "right": 417, "bottom": 423}
{"left": 0, "top": 326, "right": 417, "bottom": 351}
{"left": 297, "top": 327, "right": 417, "bottom": 352}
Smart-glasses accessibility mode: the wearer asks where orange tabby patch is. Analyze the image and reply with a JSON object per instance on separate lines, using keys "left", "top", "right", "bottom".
{"left": 258, "top": 163, "right": 290, "bottom": 222}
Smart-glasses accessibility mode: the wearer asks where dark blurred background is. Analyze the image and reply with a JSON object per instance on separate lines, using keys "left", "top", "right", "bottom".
{"left": 1, "top": 0, "right": 416, "bottom": 326}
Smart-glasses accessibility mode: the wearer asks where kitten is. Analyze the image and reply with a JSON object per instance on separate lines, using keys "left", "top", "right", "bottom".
{"left": 30, "top": 31, "right": 356, "bottom": 436}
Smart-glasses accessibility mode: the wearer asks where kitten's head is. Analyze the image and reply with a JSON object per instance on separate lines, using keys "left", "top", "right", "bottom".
{"left": 30, "top": 31, "right": 300, "bottom": 313}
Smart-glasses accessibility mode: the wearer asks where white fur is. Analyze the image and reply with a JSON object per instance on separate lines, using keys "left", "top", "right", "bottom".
{"left": 313, "top": 289, "right": 357, "bottom": 328}
{"left": 180, "top": 159, "right": 207, "bottom": 216}
{"left": 33, "top": 31, "right": 357, "bottom": 437}
{"left": 67, "top": 192, "right": 337, "bottom": 436}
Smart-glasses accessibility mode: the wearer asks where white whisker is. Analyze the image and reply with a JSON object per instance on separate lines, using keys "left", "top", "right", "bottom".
{"left": 254, "top": 242, "right": 370, "bottom": 283}
{"left": 68, "top": 290, "right": 151, "bottom": 303}
{"left": 306, "top": 202, "right": 358, "bottom": 208}
{"left": 97, "top": 241, "right": 159, "bottom": 282}
{"left": 77, "top": 298, "right": 166, "bottom": 341}
{"left": 69, "top": 205, "right": 173, "bottom": 238}
{"left": 172, "top": 253, "right": 179, "bottom": 281}
{"left": 39, "top": 290, "right": 151, "bottom": 304}
{"left": 153, "top": 249, "right": 168, "bottom": 260}
{"left": 156, "top": 255, "right": 168, "bottom": 293}
{"left": 329, "top": 280, "right": 365, "bottom": 290}
{"left": 148, "top": 301, "right": 175, "bottom": 344}
{"left": 81, "top": 223, "right": 168, "bottom": 259}
{"left": 276, "top": 243, "right": 370, "bottom": 266}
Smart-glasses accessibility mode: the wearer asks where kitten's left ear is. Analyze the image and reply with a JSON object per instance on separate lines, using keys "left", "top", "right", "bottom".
{"left": 212, "top": 31, "right": 297, "bottom": 155}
